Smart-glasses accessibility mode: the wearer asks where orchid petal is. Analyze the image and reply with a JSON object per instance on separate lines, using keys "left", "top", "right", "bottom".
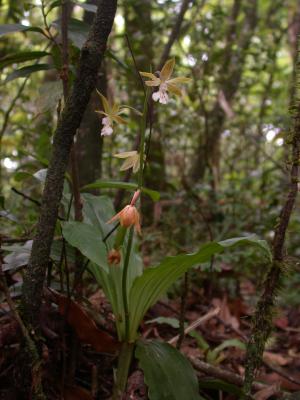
{"left": 160, "top": 58, "right": 175, "bottom": 82}
{"left": 114, "top": 151, "right": 138, "bottom": 159}
{"left": 167, "top": 77, "right": 191, "bottom": 84}
{"left": 167, "top": 83, "right": 182, "bottom": 96}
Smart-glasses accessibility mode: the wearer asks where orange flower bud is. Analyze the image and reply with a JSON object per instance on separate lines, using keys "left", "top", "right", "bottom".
{"left": 107, "top": 248, "right": 121, "bottom": 265}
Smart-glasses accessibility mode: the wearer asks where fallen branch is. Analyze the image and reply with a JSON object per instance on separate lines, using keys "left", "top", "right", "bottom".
{"left": 190, "top": 357, "right": 266, "bottom": 392}
{"left": 168, "top": 307, "right": 220, "bottom": 345}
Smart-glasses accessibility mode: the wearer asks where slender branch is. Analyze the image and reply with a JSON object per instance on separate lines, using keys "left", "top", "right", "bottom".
{"left": 190, "top": 357, "right": 267, "bottom": 393}
{"left": 11, "top": 187, "right": 41, "bottom": 207}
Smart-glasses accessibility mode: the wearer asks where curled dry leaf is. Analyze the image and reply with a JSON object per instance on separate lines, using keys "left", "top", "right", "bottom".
{"left": 254, "top": 384, "right": 280, "bottom": 400}
{"left": 50, "top": 290, "right": 119, "bottom": 354}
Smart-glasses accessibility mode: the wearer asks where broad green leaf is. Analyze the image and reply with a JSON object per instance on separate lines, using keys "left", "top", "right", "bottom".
{"left": 82, "top": 180, "right": 160, "bottom": 202}
{"left": 136, "top": 340, "right": 203, "bottom": 400}
{"left": 0, "top": 24, "right": 44, "bottom": 36}
{"left": 62, "top": 221, "right": 107, "bottom": 268}
{"left": 62, "top": 207, "right": 143, "bottom": 340}
{"left": 128, "top": 237, "right": 271, "bottom": 340}
{"left": 0, "top": 51, "right": 50, "bottom": 69}
{"left": 81, "top": 193, "right": 115, "bottom": 243}
{"left": 4, "top": 64, "right": 53, "bottom": 83}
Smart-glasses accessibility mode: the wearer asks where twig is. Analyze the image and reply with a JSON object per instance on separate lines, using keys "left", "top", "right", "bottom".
{"left": 168, "top": 307, "right": 220, "bottom": 345}
{"left": 11, "top": 187, "right": 41, "bottom": 207}
{"left": 189, "top": 357, "right": 266, "bottom": 392}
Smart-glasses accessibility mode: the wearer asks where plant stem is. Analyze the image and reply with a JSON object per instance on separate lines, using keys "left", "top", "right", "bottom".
{"left": 122, "top": 227, "right": 134, "bottom": 340}
{"left": 112, "top": 342, "right": 135, "bottom": 400}
{"left": 138, "top": 91, "right": 149, "bottom": 188}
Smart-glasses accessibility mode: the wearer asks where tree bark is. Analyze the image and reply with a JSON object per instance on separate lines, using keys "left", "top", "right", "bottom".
{"left": 21, "top": 0, "right": 118, "bottom": 327}
{"left": 76, "top": 0, "right": 106, "bottom": 186}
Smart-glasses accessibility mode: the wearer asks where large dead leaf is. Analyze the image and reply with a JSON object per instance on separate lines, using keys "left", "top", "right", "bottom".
{"left": 51, "top": 290, "right": 119, "bottom": 353}
{"left": 64, "top": 385, "right": 93, "bottom": 400}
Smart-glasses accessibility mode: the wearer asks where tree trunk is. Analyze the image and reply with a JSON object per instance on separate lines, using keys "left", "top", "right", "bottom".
{"left": 21, "top": 0, "right": 118, "bottom": 328}
{"left": 76, "top": 0, "right": 106, "bottom": 186}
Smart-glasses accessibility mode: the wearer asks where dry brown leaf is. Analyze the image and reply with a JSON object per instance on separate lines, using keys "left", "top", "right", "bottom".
{"left": 263, "top": 351, "right": 291, "bottom": 366}
{"left": 212, "top": 296, "right": 239, "bottom": 330}
{"left": 254, "top": 384, "right": 280, "bottom": 400}
{"left": 51, "top": 290, "right": 119, "bottom": 354}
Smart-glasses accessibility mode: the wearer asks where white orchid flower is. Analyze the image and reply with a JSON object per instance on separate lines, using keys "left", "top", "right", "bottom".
{"left": 95, "top": 91, "right": 127, "bottom": 136}
{"left": 140, "top": 59, "right": 191, "bottom": 104}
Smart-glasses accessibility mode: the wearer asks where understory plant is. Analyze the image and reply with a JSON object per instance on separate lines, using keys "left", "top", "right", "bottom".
{"left": 61, "top": 59, "right": 272, "bottom": 399}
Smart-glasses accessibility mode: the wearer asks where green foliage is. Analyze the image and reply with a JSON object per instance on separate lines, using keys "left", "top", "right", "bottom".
{"left": 128, "top": 237, "right": 271, "bottom": 340}
{"left": 82, "top": 180, "right": 160, "bottom": 201}
{"left": 136, "top": 339, "right": 204, "bottom": 400}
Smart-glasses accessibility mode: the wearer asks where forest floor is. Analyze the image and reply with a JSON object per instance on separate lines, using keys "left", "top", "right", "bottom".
{"left": 1, "top": 274, "right": 300, "bottom": 400}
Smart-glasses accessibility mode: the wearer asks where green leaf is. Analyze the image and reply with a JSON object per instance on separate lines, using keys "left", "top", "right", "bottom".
{"left": 46, "top": 0, "right": 61, "bottom": 15}
{"left": 62, "top": 221, "right": 107, "bottom": 267}
{"left": 0, "top": 24, "right": 44, "bottom": 36}
{"left": 136, "top": 340, "right": 203, "bottom": 400}
{"left": 4, "top": 64, "right": 53, "bottom": 83}
{"left": 146, "top": 317, "right": 180, "bottom": 329}
{"left": 213, "top": 338, "right": 246, "bottom": 354}
{"left": 81, "top": 193, "right": 115, "bottom": 243}
{"left": 198, "top": 379, "right": 243, "bottom": 396}
{"left": 13, "top": 171, "right": 33, "bottom": 181}
{"left": 128, "top": 237, "right": 271, "bottom": 340}
{"left": 82, "top": 180, "right": 160, "bottom": 202}
{"left": 51, "top": 18, "right": 89, "bottom": 48}
{"left": 0, "top": 51, "right": 50, "bottom": 69}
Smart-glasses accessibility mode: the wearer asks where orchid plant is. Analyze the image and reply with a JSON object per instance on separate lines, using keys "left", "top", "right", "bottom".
{"left": 61, "top": 58, "right": 271, "bottom": 400}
